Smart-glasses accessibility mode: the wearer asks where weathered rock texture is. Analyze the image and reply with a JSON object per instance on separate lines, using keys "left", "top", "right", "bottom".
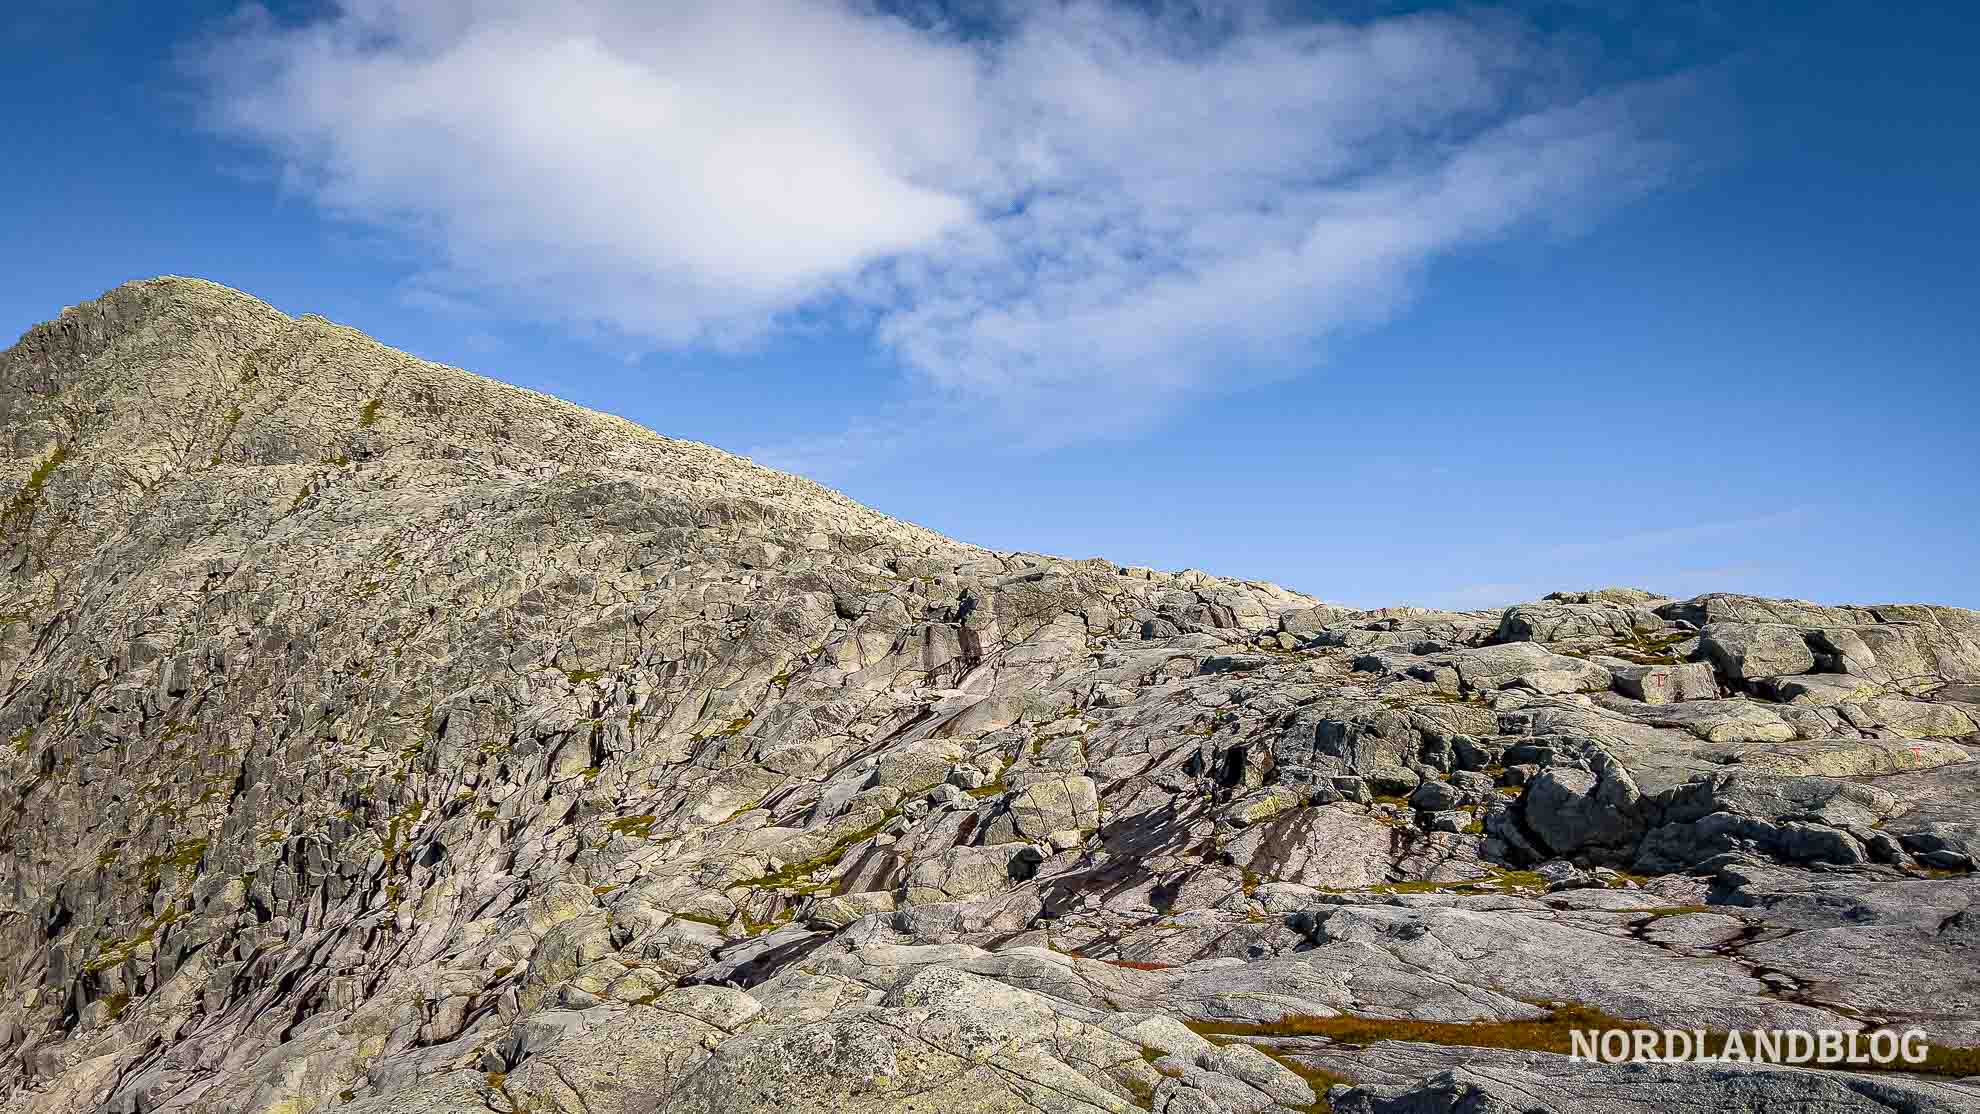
{"left": 2, "top": 279, "right": 1976, "bottom": 1113}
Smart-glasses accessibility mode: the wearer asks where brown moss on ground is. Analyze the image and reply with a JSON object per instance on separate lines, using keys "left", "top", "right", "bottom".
{"left": 1188, "top": 1004, "right": 1980, "bottom": 1078}
{"left": 1255, "top": 1046, "right": 1354, "bottom": 1113}
{"left": 1626, "top": 904, "right": 1718, "bottom": 919}
{"left": 1326, "top": 868, "right": 1547, "bottom": 896}
{"left": 1914, "top": 865, "right": 1971, "bottom": 879}
{"left": 1190, "top": 1002, "right": 1629, "bottom": 1051}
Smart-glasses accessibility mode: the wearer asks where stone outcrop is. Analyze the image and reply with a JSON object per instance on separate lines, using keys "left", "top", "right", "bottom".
{"left": 2, "top": 279, "right": 1976, "bottom": 1114}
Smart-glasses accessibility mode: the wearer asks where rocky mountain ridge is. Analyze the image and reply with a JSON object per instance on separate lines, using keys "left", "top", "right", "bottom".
{"left": 2, "top": 278, "right": 1976, "bottom": 1113}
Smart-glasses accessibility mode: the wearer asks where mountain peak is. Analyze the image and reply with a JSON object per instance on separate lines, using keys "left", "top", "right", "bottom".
{"left": 3, "top": 279, "right": 962, "bottom": 575}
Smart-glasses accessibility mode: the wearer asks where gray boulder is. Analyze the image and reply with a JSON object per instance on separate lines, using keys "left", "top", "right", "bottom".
{"left": 1700, "top": 623, "right": 1817, "bottom": 682}
{"left": 1611, "top": 661, "right": 1718, "bottom": 704}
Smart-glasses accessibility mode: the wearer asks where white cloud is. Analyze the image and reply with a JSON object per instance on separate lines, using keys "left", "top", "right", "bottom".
{"left": 1543, "top": 508, "right": 1811, "bottom": 562}
{"left": 198, "top": 0, "right": 1684, "bottom": 445}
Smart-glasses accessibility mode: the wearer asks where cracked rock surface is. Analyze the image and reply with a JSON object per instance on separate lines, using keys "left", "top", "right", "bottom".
{"left": 2, "top": 279, "right": 1977, "bottom": 1113}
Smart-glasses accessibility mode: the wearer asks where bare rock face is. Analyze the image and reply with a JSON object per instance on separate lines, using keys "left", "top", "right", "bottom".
{"left": 3, "top": 279, "right": 1978, "bottom": 1114}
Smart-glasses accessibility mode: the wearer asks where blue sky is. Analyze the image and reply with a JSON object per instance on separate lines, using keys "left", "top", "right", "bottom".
{"left": 3, "top": 1, "right": 1976, "bottom": 610}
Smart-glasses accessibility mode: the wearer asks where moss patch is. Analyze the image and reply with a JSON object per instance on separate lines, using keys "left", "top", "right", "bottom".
{"left": 381, "top": 802, "right": 425, "bottom": 863}
{"left": 1607, "top": 630, "right": 1696, "bottom": 666}
{"left": 669, "top": 910, "right": 731, "bottom": 929}
{"left": 1186, "top": 1029, "right": 1353, "bottom": 1112}
{"left": 1626, "top": 904, "right": 1718, "bottom": 919}
{"left": 603, "top": 814, "right": 657, "bottom": 839}
{"left": 1190, "top": 1004, "right": 1631, "bottom": 1050}
{"left": 1188, "top": 1004, "right": 1980, "bottom": 1078}
{"left": 84, "top": 906, "right": 185, "bottom": 974}
{"left": 738, "top": 812, "right": 893, "bottom": 893}
{"left": 1256, "top": 1047, "right": 1352, "bottom": 1112}
{"left": 136, "top": 838, "right": 211, "bottom": 892}
{"left": 3, "top": 442, "right": 68, "bottom": 529}
{"left": 1332, "top": 868, "right": 1548, "bottom": 896}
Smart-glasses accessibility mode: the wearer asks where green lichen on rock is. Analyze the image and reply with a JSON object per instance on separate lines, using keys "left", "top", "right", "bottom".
{"left": 83, "top": 907, "right": 183, "bottom": 974}
{"left": 738, "top": 812, "right": 892, "bottom": 894}
{"left": 381, "top": 802, "right": 425, "bottom": 862}
{"left": 602, "top": 814, "right": 657, "bottom": 839}
{"left": 2, "top": 441, "right": 68, "bottom": 529}
{"left": 133, "top": 838, "right": 210, "bottom": 893}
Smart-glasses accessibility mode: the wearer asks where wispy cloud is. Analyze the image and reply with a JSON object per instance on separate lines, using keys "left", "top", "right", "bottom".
{"left": 743, "top": 418, "right": 915, "bottom": 480}
{"left": 194, "top": 0, "right": 1688, "bottom": 449}
{"left": 1543, "top": 508, "right": 1810, "bottom": 562}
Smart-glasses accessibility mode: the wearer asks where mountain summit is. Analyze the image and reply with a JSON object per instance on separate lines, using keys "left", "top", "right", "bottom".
{"left": 3, "top": 280, "right": 1977, "bottom": 1113}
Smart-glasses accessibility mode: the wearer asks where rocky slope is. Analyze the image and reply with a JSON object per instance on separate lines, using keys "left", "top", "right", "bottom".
{"left": 2, "top": 277, "right": 1977, "bottom": 1113}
